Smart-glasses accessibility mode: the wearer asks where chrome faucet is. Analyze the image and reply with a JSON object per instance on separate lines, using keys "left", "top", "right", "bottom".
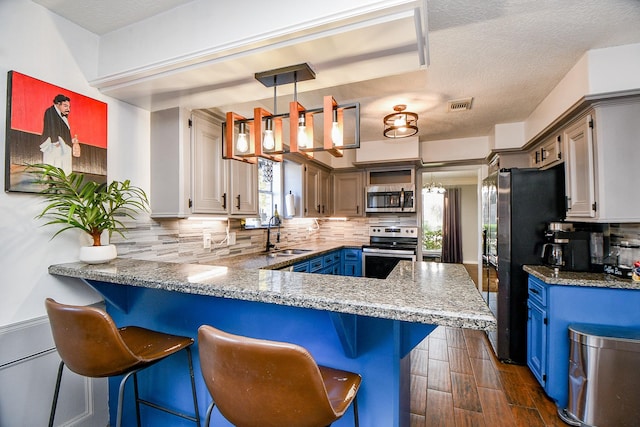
{"left": 265, "top": 215, "right": 281, "bottom": 252}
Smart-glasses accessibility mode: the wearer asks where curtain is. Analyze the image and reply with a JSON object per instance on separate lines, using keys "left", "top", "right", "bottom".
{"left": 442, "top": 187, "right": 463, "bottom": 263}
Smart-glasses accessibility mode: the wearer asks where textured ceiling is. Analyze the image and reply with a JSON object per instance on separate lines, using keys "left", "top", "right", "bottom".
{"left": 32, "top": 0, "right": 640, "bottom": 146}
{"left": 32, "top": 0, "right": 195, "bottom": 35}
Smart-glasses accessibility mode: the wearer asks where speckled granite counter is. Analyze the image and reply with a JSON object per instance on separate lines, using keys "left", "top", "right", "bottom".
{"left": 202, "top": 242, "right": 362, "bottom": 270}
{"left": 49, "top": 256, "right": 494, "bottom": 426}
{"left": 524, "top": 265, "right": 640, "bottom": 290}
{"left": 49, "top": 258, "right": 495, "bottom": 330}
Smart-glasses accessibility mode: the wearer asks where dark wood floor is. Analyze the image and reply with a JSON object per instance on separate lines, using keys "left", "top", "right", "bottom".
{"left": 408, "top": 264, "right": 565, "bottom": 426}
{"left": 409, "top": 326, "right": 566, "bottom": 427}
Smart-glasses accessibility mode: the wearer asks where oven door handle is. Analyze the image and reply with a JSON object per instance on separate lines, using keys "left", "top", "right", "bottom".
{"left": 362, "top": 247, "right": 416, "bottom": 256}
{"left": 400, "top": 188, "right": 405, "bottom": 211}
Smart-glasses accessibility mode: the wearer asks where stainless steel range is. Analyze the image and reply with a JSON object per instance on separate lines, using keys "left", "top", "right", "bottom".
{"left": 362, "top": 226, "right": 418, "bottom": 278}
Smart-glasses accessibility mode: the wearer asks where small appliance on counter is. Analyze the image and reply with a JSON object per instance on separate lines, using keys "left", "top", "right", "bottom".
{"left": 541, "top": 223, "right": 591, "bottom": 272}
{"left": 604, "top": 241, "right": 640, "bottom": 279}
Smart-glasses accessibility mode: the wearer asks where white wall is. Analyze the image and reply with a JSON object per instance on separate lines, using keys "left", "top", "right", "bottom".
{"left": 421, "top": 136, "right": 489, "bottom": 163}
{"left": 96, "top": 0, "right": 414, "bottom": 78}
{"left": 0, "top": 0, "right": 150, "bottom": 327}
{"left": 524, "top": 42, "right": 640, "bottom": 143}
{"left": 460, "top": 184, "right": 478, "bottom": 264}
{"left": 0, "top": 2, "right": 150, "bottom": 425}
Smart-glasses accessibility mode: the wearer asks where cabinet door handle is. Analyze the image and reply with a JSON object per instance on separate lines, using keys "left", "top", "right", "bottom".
{"left": 535, "top": 151, "right": 540, "bottom": 164}
{"left": 222, "top": 193, "right": 227, "bottom": 209}
{"left": 236, "top": 195, "right": 241, "bottom": 210}
{"left": 317, "top": 204, "right": 320, "bottom": 213}
{"left": 541, "top": 148, "right": 547, "bottom": 161}
{"left": 356, "top": 205, "right": 359, "bottom": 214}
{"left": 322, "top": 205, "right": 325, "bottom": 214}
{"left": 529, "top": 288, "right": 539, "bottom": 295}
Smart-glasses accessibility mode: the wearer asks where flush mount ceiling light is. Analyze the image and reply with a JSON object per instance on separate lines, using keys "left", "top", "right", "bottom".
{"left": 223, "top": 63, "right": 360, "bottom": 162}
{"left": 383, "top": 104, "right": 418, "bottom": 138}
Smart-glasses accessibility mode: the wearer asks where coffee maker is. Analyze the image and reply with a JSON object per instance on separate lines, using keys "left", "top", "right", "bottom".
{"left": 541, "top": 223, "right": 591, "bottom": 271}
{"left": 541, "top": 222, "right": 571, "bottom": 268}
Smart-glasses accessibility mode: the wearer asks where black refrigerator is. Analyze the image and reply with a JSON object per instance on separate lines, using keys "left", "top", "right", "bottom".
{"left": 482, "top": 166, "right": 565, "bottom": 364}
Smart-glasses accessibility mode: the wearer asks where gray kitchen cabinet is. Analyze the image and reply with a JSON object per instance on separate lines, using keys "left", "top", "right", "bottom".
{"left": 150, "top": 108, "right": 257, "bottom": 218}
{"left": 229, "top": 158, "right": 258, "bottom": 216}
{"left": 333, "top": 171, "right": 364, "bottom": 217}
{"left": 563, "top": 98, "right": 640, "bottom": 222}
{"left": 529, "top": 134, "right": 562, "bottom": 169}
{"left": 304, "top": 163, "right": 332, "bottom": 217}
{"left": 150, "top": 107, "right": 192, "bottom": 218}
{"left": 191, "top": 111, "right": 228, "bottom": 214}
{"left": 563, "top": 114, "right": 596, "bottom": 218}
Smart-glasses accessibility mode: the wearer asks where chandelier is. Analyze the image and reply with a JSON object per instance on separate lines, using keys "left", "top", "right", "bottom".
{"left": 424, "top": 173, "right": 446, "bottom": 193}
{"left": 223, "top": 63, "right": 360, "bottom": 162}
{"left": 383, "top": 104, "right": 418, "bottom": 138}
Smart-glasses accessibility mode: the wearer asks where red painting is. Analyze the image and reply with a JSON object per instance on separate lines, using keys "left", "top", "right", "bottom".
{"left": 4, "top": 70, "right": 108, "bottom": 192}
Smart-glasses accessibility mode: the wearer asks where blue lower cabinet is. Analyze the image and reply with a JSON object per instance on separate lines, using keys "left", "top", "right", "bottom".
{"left": 527, "top": 274, "right": 640, "bottom": 409}
{"left": 309, "top": 256, "right": 324, "bottom": 273}
{"left": 292, "top": 261, "right": 310, "bottom": 272}
{"left": 292, "top": 249, "right": 362, "bottom": 276}
{"left": 342, "top": 248, "right": 362, "bottom": 277}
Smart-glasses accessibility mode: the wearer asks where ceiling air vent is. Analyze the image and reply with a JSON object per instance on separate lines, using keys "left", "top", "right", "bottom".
{"left": 447, "top": 97, "right": 473, "bottom": 112}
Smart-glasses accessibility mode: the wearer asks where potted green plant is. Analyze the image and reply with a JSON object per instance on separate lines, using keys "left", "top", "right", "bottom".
{"left": 30, "top": 163, "right": 149, "bottom": 263}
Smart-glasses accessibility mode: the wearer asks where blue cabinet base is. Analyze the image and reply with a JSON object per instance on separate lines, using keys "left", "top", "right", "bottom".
{"left": 527, "top": 276, "right": 640, "bottom": 409}
{"left": 87, "top": 279, "right": 435, "bottom": 426}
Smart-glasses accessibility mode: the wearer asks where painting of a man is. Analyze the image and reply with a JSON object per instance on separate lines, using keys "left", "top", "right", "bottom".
{"left": 39, "top": 94, "right": 73, "bottom": 174}
{"left": 5, "top": 71, "right": 107, "bottom": 193}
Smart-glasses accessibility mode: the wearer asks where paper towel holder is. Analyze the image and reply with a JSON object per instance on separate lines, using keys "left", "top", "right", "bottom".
{"left": 285, "top": 190, "right": 296, "bottom": 218}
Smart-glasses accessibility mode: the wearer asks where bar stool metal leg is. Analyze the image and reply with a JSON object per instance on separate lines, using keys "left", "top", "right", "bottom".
{"left": 48, "top": 361, "right": 65, "bottom": 427}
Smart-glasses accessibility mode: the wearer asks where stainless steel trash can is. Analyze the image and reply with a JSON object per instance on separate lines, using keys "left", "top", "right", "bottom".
{"left": 563, "top": 324, "right": 640, "bottom": 427}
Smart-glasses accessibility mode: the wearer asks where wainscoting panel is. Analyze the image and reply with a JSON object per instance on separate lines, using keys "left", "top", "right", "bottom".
{"left": 0, "top": 316, "right": 108, "bottom": 426}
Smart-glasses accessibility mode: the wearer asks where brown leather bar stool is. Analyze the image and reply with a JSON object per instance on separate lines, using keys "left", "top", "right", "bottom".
{"left": 197, "top": 325, "right": 361, "bottom": 427}
{"left": 45, "top": 298, "right": 201, "bottom": 427}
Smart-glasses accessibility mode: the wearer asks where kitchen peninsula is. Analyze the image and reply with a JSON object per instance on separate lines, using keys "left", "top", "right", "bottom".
{"left": 49, "top": 256, "right": 495, "bottom": 427}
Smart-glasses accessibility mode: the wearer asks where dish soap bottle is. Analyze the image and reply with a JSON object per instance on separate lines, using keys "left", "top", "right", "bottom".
{"left": 274, "top": 204, "right": 281, "bottom": 226}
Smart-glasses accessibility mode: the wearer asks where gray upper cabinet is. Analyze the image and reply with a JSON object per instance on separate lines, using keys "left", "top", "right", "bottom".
{"left": 530, "top": 134, "right": 562, "bottom": 168}
{"left": 191, "top": 111, "right": 228, "bottom": 214}
{"left": 333, "top": 171, "right": 364, "bottom": 217}
{"left": 563, "top": 113, "right": 596, "bottom": 218}
{"left": 150, "top": 107, "right": 192, "bottom": 218}
{"left": 304, "top": 163, "right": 332, "bottom": 217}
{"left": 229, "top": 159, "right": 258, "bottom": 216}
{"left": 563, "top": 98, "right": 640, "bottom": 222}
{"left": 151, "top": 109, "right": 257, "bottom": 218}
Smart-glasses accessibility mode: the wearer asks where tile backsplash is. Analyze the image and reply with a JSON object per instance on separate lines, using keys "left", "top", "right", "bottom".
{"left": 111, "top": 214, "right": 418, "bottom": 264}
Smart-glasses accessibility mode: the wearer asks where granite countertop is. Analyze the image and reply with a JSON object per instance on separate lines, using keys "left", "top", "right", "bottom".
{"left": 524, "top": 265, "right": 640, "bottom": 290}
{"left": 49, "top": 258, "right": 496, "bottom": 331}
{"left": 203, "top": 242, "right": 362, "bottom": 270}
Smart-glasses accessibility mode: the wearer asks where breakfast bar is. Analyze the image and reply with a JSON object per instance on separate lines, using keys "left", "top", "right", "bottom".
{"left": 49, "top": 258, "right": 495, "bottom": 427}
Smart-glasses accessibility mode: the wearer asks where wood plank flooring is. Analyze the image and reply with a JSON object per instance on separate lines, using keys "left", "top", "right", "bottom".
{"left": 409, "top": 327, "right": 566, "bottom": 427}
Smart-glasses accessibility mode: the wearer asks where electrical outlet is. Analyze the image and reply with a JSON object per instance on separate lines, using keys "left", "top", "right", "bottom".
{"left": 228, "top": 232, "right": 236, "bottom": 245}
{"left": 203, "top": 234, "right": 212, "bottom": 249}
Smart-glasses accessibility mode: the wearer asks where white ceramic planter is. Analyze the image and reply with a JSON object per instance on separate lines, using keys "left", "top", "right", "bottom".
{"left": 79, "top": 244, "right": 117, "bottom": 264}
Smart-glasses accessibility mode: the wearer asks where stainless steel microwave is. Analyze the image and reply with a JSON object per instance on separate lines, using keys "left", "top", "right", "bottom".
{"left": 365, "top": 185, "right": 415, "bottom": 213}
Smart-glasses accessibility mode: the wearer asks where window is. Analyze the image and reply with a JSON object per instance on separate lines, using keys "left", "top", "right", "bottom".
{"left": 257, "top": 158, "right": 282, "bottom": 226}
{"left": 422, "top": 190, "right": 444, "bottom": 252}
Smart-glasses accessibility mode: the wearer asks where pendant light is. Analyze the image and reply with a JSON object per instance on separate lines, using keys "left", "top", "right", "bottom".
{"left": 297, "top": 115, "right": 308, "bottom": 148}
{"left": 236, "top": 122, "right": 249, "bottom": 153}
{"left": 262, "top": 118, "right": 275, "bottom": 150}
{"left": 223, "top": 63, "right": 360, "bottom": 162}
{"left": 331, "top": 109, "right": 343, "bottom": 146}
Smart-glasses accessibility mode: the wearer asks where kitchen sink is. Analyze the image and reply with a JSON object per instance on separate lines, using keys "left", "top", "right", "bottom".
{"left": 279, "top": 249, "right": 312, "bottom": 255}
{"left": 267, "top": 249, "right": 312, "bottom": 258}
